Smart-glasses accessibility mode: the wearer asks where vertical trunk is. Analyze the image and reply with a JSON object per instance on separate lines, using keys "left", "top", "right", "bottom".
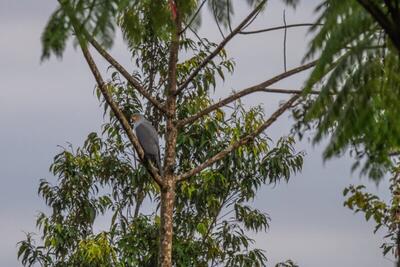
{"left": 159, "top": 179, "right": 176, "bottom": 266}
{"left": 159, "top": 113, "right": 178, "bottom": 267}
{"left": 397, "top": 224, "right": 400, "bottom": 267}
{"left": 159, "top": 2, "right": 181, "bottom": 266}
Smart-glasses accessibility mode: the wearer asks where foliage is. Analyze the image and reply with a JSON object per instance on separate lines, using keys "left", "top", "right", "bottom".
{"left": 19, "top": 16, "right": 304, "bottom": 265}
{"left": 275, "top": 260, "right": 299, "bottom": 267}
{"left": 41, "top": 0, "right": 301, "bottom": 61}
{"left": 41, "top": 0, "right": 127, "bottom": 60}
{"left": 343, "top": 164, "right": 400, "bottom": 258}
{"left": 294, "top": 0, "right": 400, "bottom": 181}
{"left": 18, "top": 90, "right": 303, "bottom": 266}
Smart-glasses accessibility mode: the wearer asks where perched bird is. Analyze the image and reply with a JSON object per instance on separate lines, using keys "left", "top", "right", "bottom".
{"left": 131, "top": 114, "right": 162, "bottom": 175}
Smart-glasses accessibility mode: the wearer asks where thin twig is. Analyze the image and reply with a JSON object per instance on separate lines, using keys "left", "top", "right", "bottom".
{"left": 283, "top": 10, "right": 287, "bottom": 72}
{"left": 211, "top": 0, "right": 225, "bottom": 38}
{"left": 242, "top": 6, "right": 262, "bottom": 30}
{"left": 180, "top": 0, "right": 207, "bottom": 34}
{"left": 240, "top": 23, "right": 323, "bottom": 35}
{"left": 227, "top": 0, "right": 233, "bottom": 33}
{"left": 185, "top": 23, "right": 205, "bottom": 48}
{"left": 175, "top": 0, "right": 267, "bottom": 95}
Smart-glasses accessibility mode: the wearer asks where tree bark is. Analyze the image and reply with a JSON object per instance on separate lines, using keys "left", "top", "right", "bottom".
{"left": 159, "top": 1, "right": 181, "bottom": 266}
{"left": 397, "top": 220, "right": 400, "bottom": 267}
{"left": 158, "top": 179, "right": 176, "bottom": 267}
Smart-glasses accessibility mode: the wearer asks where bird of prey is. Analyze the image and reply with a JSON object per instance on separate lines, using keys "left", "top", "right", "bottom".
{"left": 131, "top": 114, "right": 162, "bottom": 175}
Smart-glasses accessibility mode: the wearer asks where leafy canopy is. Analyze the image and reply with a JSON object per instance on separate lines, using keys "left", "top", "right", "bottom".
{"left": 41, "top": 0, "right": 299, "bottom": 61}
{"left": 295, "top": 0, "right": 400, "bottom": 181}
{"left": 20, "top": 5, "right": 303, "bottom": 265}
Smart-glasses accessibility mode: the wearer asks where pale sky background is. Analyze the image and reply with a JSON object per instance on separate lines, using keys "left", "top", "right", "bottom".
{"left": 0, "top": 1, "right": 395, "bottom": 266}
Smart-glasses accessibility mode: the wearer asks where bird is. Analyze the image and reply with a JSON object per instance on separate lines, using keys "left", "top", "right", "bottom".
{"left": 131, "top": 114, "right": 162, "bottom": 176}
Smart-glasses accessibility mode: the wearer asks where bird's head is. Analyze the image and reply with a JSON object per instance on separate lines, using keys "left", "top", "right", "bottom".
{"left": 131, "top": 113, "right": 144, "bottom": 124}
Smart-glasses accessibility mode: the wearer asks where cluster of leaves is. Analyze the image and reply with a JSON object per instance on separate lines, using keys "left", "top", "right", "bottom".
{"left": 41, "top": 0, "right": 302, "bottom": 62}
{"left": 294, "top": 0, "right": 400, "bottom": 181}
{"left": 343, "top": 164, "right": 400, "bottom": 258}
{"left": 178, "top": 38, "right": 235, "bottom": 95}
{"left": 41, "top": 0, "right": 128, "bottom": 60}
{"left": 275, "top": 260, "right": 299, "bottom": 267}
{"left": 203, "top": 0, "right": 299, "bottom": 33}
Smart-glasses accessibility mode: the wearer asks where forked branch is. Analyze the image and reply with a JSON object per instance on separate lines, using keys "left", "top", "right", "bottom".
{"left": 177, "top": 60, "right": 317, "bottom": 127}
{"left": 175, "top": 0, "right": 267, "bottom": 95}
{"left": 178, "top": 94, "right": 300, "bottom": 181}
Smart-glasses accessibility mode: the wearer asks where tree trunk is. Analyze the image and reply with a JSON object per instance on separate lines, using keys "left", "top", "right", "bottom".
{"left": 158, "top": 178, "right": 176, "bottom": 267}
{"left": 396, "top": 223, "right": 400, "bottom": 267}
{"left": 158, "top": 3, "right": 180, "bottom": 266}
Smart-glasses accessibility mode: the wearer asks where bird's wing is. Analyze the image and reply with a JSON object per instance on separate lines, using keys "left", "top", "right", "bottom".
{"left": 142, "top": 121, "right": 159, "bottom": 145}
{"left": 135, "top": 123, "right": 162, "bottom": 172}
{"left": 135, "top": 123, "right": 159, "bottom": 156}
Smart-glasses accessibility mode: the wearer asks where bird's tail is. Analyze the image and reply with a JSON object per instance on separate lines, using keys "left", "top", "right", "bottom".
{"left": 148, "top": 154, "right": 163, "bottom": 177}
{"left": 156, "top": 156, "right": 163, "bottom": 177}
{"left": 157, "top": 150, "right": 163, "bottom": 177}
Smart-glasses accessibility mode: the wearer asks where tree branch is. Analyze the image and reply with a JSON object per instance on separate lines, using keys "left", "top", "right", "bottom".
{"left": 177, "top": 94, "right": 300, "bottom": 181}
{"left": 357, "top": 0, "right": 400, "bottom": 53}
{"left": 57, "top": 0, "right": 165, "bottom": 113}
{"left": 87, "top": 37, "right": 167, "bottom": 113}
{"left": 240, "top": 23, "right": 322, "bottom": 35}
{"left": 177, "top": 60, "right": 317, "bottom": 127}
{"left": 175, "top": 0, "right": 267, "bottom": 96}
{"left": 383, "top": 0, "right": 396, "bottom": 17}
{"left": 80, "top": 45, "right": 164, "bottom": 188}
{"left": 283, "top": 10, "right": 287, "bottom": 72}
{"left": 60, "top": 0, "right": 164, "bottom": 187}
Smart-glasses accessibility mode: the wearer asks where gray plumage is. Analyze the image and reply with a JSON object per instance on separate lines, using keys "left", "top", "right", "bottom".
{"left": 132, "top": 114, "right": 162, "bottom": 175}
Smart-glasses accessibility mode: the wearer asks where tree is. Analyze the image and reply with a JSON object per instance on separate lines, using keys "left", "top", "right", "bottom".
{"left": 343, "top": 167, "right": 400, "bottom": 266}
{"left": 356, "top": 0, "right": 400, "bottom": 53}
{"left": 17, "top": 91, "right": 303, "bottom": 267}
{"left": 294, "top": 0, "right": 400, "bottom": 264}
{"left": 295, "top": 0, "right": 400, "bottom": 180}
{"left": 18, "top": 1, "right": 314, "bottom": 266}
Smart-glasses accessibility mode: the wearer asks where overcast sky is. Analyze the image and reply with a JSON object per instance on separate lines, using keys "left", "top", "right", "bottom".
{"left": 0, "top": 1, "right": 395, "bottom": 266}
